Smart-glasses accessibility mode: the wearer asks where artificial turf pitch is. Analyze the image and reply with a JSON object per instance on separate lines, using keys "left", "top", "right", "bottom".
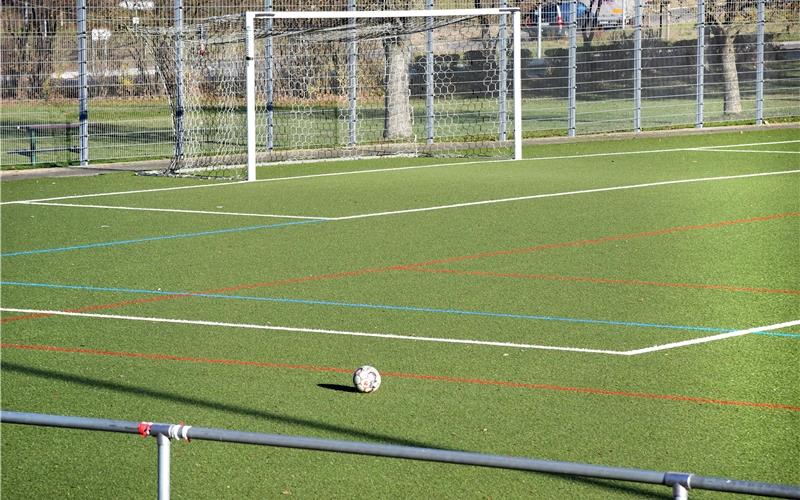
{"left": 1, "top": 127, "right": 798, "bottom": 498}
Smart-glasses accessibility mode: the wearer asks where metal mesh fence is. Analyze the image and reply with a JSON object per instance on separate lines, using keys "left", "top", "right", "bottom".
{"left": 1, "top": 0, "right": 798, "bottom": 168}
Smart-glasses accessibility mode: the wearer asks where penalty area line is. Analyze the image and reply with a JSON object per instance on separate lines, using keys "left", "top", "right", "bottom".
{"left": 2, "top": 309, "right": 796, "bottom": 356}
{"left": 624, "top": 319, "right": 800, "bottom": 355}
{"left": 3, "top": 139, "right": 798, "bottom": 207}
{"left": 328, "top": 170, "right": 800, "bottom": 221}
{"left": 691, "top": 139, "right": 800, "bottom": 149}
{"left": 18, "top": 201, "right": 332, "bottom": 220}
{"left": 0, "top": 307, "right": 624, "bottom": 355}
{"left": 691, "top": 149, "right": 800, "bottom": 155}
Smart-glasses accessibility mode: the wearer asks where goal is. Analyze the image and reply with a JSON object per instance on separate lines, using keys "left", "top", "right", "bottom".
{"left": 160, "top": 8, "right": 522, "bottom": 179}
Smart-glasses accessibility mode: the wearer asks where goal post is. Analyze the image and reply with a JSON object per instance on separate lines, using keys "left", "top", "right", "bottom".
{"left": 245, "top": 8, "right": 523, "bottom": 181}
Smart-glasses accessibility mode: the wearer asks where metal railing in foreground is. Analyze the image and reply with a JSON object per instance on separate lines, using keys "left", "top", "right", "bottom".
{"left": 2, "top": 410, "right": 799, "bottom": 500}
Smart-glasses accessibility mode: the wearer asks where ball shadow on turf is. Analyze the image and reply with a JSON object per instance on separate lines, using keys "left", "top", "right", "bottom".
{"left": 318, "top": 383, "right": 360, "bottom": 393}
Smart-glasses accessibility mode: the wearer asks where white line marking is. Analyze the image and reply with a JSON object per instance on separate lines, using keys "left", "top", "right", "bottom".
{"left": 7, "top": 170, "right": 799, "bottom": 226}
{"left": 329, "top": 169, "right": 800, "bottom": 221}
{"left": 692, "top": 149, "right": 800, "bottom": 155}
{"left": 0, "top": 308, "right": 625, "bottom": 355}
{"left": 0, "top": 180, "right": 252, "bottom": 206}
{"left": 3, "top": 309, "right": 796, "bottom": 356}
{"left": 694, "top": 140, "right": 800, "bottom": 149}
{"left": 3, "top": 139, "right": 797, "bottom": 206}
{"left": 622, "top": 320, "right": 800, "bottom": 356}
{"left": 0, "top": 159, "right": 499, "bottom": 205}
{"left": 18, "top": 201, "right": 331, "bottom": 220}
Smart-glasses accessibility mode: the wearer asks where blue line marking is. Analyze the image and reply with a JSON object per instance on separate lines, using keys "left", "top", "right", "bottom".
{"left": 0, "top": 219, "right": 326, "bottom": 257}
{"left": 755, "top": 332, "right": 800, "bottom": 338}
{"left": 2, "top": 280, "right": 796, "bottom": 337}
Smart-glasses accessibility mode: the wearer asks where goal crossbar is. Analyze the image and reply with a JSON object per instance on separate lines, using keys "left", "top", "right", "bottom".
{"left": 245, "top": 8, "right": 523, "bottom": 181}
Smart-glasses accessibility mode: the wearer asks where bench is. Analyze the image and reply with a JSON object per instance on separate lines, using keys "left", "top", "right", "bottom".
{"left": 10, "top": 123, "right": 81, "bottom": 165}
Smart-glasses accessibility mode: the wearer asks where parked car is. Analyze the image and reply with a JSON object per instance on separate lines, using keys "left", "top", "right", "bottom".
{"left": 526, "top": 2, "right": 589, "bottom": 36}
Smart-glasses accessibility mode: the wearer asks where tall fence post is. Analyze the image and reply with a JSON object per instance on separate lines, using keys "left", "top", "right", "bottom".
{"left": 567, "top": 0, "right": 577, "bottom": 137}
{"left": 173, "top": 0, "right": 185, "bottom": 164}
{"left": 513, "top": 9, "right": 522, "bottom": 160}
{"left": 633, "top": 0, "right": 642, "bottom": 133}
{"left": 755, "top": 0, "right": 765, "bottom": 125}
{"left": 498, "top": 0, "right": 508, "bottom": 142}
{"left": 537, "top": 5, "right": 542, "bottom": 59}
{"left": 695, "top": 0, "right": 705, "bottom": 128}
{"left": 76, "top": 0, "right": 89, "bottom": 166}
{"left": 348, "top": 0, "right": 358, "bottom": 146}
{"left": 265, "top": 0, "right": 274, "bottom": 151}
{"left": 425, "top": 0, "right": 434, "bottom": 145}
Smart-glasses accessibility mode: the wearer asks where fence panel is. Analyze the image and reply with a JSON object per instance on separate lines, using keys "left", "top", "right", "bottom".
{"left": 1, "top": 0, "right": 797, "bottom": 169}
{"left": 1, "top": 1, "right": 81, "bottom": 167}
{"left": 520, "top": 5, "right": 571, "bottom": 137}
{"left": 639, "top": 1, "right": 701, "bottom": 130}
{"left": 762, "top": 2, "right": 800, "bottom": 122}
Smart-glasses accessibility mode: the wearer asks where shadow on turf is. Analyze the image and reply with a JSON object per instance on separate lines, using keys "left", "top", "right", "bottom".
{"left": 1, "top": 362, "right": 677, "bottom": 497}
{"left": 556, "top": 476, "right": 672, "bottom": 498}
{"left": 318, "top": 383, "right": 359, "bottom": 393}
{"left": 1, "top": 362, "right": 433, "bottom": 449}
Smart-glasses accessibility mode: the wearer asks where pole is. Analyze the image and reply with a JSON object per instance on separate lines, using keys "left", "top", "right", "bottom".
{"left": 499, "top": 0, "right": 508, "bottom": 142}
{"left": 513, "top": 9, "right": 522, "bottom": 160}
{"left": 265, "top": 0, "right": 274, "bottom": 150}
{"left": 537, "top": 5, "right": 542, "bottom": 59}
{"left": 246, "top": 13, "right": 256, "bottom": 181}
{"left": 3, "top": 411, "right": 800, "bottom": 499}
{"left": 174, "top": 0, "right": 185, "bottom": 165}
{"left": 568, "top": 0, "right": 577, "bottom": 137}
{"left": 672, "top": 483, "right": 689, "bottom": 500}
{"left": 695, "top": 0, "right": 704, "bottom": 128}
{"left": 633, "top": 0, "right": 642, "bottom": 132}
{"left": 348, "top": 0, "right": 358, "bottom": 146}
{"left": 157, "top": 433, "right": 171, "bottom": 500}
{"left": 425, "top": 0, "right": 434, "bottom": 145}
{"left": 755, "top": 0, "right": 765, "bottom": 125}
{"left": 77, "top": 0, "right": 88, "bottom": 166}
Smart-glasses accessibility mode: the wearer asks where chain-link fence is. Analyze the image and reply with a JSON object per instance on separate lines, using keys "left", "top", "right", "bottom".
{"left": 1, "top": 0, "right": 798, "bottom": 168}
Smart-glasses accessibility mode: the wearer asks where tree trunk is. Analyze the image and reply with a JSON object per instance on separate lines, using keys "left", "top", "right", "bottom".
{"left": 383, "top": 36, "right": 413, "bottom": 140}
{"left": 721, "top": 32, "right": 742, "bottom": 115}
{"left": 582, "top": 0, "right": 600, "bottom": 46}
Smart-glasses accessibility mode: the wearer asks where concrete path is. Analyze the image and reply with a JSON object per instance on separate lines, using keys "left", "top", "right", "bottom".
{"left": 0, "top": 159, "right": 168, "bottom": 182}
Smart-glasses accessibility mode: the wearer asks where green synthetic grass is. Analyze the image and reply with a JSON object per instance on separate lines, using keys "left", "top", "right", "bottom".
{"left": 1, "top": 127, "right": 799, "bottom": 498}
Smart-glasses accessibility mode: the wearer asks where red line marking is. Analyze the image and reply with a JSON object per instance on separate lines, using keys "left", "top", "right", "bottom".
{"left": 410, "top": 268, "right": 800, "bottom": 295}
{"left": 1, "top": 342, "right": 352, "bottom": 374}
{"left": 3, "top": 342, "right": 798, "bottom": 412}
{"left": 404, "top": 212, "right": 800, "bottom": 268}
{"left": 382, "top": 371, "right": 800, "bottom": 411}
{"left": 3, "top": 211, "right": 797, "bottom": 325}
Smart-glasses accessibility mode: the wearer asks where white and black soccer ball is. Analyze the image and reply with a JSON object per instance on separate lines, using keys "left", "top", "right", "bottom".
{"left": 352, "top": 365, "right": 381, "bottom": 393}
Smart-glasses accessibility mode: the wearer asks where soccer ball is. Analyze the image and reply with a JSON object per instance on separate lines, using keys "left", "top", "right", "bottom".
{"left": 352, "top": 365, "right": 381, "bottom": 393}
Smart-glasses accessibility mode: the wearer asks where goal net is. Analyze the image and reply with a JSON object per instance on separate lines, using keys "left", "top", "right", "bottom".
{"left": 143, "top": 9, "right": 522, "bottom": 179}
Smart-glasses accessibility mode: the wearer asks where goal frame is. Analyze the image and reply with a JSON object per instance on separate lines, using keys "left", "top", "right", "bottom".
{"left": 245, "top": 8, "right": 523, "bottom": 181}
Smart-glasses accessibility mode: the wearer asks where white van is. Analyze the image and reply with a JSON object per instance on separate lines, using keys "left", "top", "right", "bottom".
{"left": 596, "top": 0, "right": 633, "bottom": 28}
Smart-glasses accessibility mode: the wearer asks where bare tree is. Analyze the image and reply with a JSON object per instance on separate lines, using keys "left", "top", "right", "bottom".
{"left": 705, "top": 0, "right": 757, "bottom": 115}
{"left": 2, "top": 0, "right": 70, "bottom": 99}
{"left": 376, "top": 0, "right": 414, "bottom": 140}
{"left": 581, "top": 0, "right": 602, "bottom": 45}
